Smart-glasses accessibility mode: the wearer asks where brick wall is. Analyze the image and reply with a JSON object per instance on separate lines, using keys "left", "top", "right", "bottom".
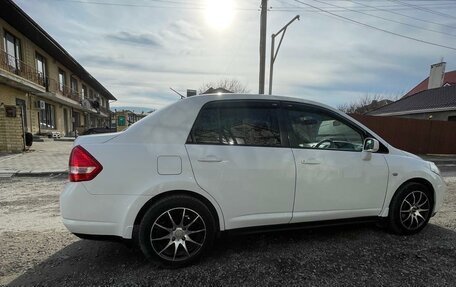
{"left": 0, "top": 105, "right": 25, "bottom": 153}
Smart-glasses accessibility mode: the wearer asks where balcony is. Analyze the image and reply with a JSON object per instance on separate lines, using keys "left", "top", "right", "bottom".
{"left": 0, "top": 50, "right": 115, "bottom": 117}
{"left": 99, "top": 106, "right": 110, "bottom": 115}
{"left": 0, "top": 49, "right": 47, "bottom": 88}
{"left": 46, "top": 78, "right": 81, "bottom": 102}
{"left": 1, "top": 49, "right": 82, "bottom": 103}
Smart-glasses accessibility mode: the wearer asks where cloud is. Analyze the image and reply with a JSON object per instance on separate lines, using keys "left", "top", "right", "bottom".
{"left": 106, "top": 31, "right": 161, "bottom": 47}
{"left": 14, "top": 0, "right": 456, "bottom": 110}
{"left": 162, "top": 20, "right": 203, "bottom": 41}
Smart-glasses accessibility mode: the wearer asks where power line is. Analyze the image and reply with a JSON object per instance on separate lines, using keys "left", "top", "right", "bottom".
{"left": 347, "top": 0, "right": 456, "bottom": 30}
{"left": 271, "top": 3, "right": 456, "bottom": 14}
{"left": 279, "top": 0, "right": 456, "bottom": 10}
{"left": 47, "top": 0, "right": 456, "bottom": 12}
{"left": 293, "top": 0, "right": 456, "bottom": 51}
{"left": 388, "top": 0, "right": 456, "bottom": 20}
{"left": 309, "top": 0, "right": 456, "bottom": 38}
{"left": 46, "top": 0, "right": 260, "bottom": 10}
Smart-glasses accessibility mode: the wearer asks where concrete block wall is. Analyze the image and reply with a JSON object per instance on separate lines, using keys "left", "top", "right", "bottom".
{"left": 0, "top": 105, "right": 25, "bottom": 153}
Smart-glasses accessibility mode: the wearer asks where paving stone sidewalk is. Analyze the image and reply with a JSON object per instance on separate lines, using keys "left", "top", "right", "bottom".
{"left": 0, "top": 141, "right": 73, "bottom": 177}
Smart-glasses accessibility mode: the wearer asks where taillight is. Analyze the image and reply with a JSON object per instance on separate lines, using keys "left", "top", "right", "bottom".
{"left": 69, "top": 145, "right": 103, "bottom": 182}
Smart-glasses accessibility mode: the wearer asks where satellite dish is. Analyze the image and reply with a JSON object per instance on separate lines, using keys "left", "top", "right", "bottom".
{"left": 81, "top": 99, "right": 91, "bottom": 109}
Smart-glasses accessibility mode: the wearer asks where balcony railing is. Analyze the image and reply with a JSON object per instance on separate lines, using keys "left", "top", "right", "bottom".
{"left": 45, "top": 78, "right": 81, "bottom": 102}
{"left": 1, "top": 49, "right": 82, "bottom": 103}
{"left": 0, "top": 49, "right": 47, "bottom": 87}
{"left": 99, "top": 106, "right": 110, "bottom": 115}
{"left": 0, "top": 50, "right": 113, "bottom": 113}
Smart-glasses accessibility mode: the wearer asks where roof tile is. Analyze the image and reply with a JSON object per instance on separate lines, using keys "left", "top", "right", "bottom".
{"left": 368, "top": 85, "right": 456, "bottom": 115}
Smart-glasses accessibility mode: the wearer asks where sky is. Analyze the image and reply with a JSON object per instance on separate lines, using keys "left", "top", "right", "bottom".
{"left": 14, "top": 0, "right": 456, "bottom": 110}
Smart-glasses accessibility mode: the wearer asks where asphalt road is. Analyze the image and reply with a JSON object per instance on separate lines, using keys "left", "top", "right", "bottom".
{"left": 1, "top": 176, "right": 455, "bottom": 286}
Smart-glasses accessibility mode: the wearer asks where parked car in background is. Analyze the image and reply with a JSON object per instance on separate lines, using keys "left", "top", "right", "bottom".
{"left": 81, "top": 127, "right": 116, "bottom": 135}
{"left": 61, "top": 94, "right": 446, "bottom": 267}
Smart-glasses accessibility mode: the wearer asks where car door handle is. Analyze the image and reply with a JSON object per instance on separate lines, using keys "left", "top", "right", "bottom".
{"left": 301, "top": 159, "right": 320, "bottom": 165}
{"left": 198, "top": 156, "right": 223, "bottom": 163}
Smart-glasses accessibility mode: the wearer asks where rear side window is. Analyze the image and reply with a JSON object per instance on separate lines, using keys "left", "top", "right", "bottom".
{"left": 188, "top": 101, "right": 282, "bottom": 147}
{"left": 191, "top": 106, "right": 220, "bottom": 144}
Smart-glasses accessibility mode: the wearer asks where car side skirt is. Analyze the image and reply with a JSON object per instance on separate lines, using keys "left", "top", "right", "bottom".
{"left": 222, "top": 216, "right": 380, "bottom": 236}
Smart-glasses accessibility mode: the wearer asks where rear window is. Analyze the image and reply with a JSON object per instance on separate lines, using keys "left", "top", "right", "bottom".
{"left": 188, "top": 101, "right": 282, "bottom": 147}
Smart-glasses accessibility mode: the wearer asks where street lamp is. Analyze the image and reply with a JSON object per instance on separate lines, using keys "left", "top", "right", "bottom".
{"left": 269, "top": 15, "right": 300, "bottom": 95}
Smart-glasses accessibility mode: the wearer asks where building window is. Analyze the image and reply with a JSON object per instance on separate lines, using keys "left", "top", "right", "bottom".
{"left": 58, "top": 69, "right": 66, "bottom": 92}
{"left": 70, "top": 77, "right": 78, "bottom": 95}
{"left": 35, "top": 52, "right": 46, "bottom": 85}
{"left": 40, "top": 103, "right": 56, "bottom": 129}
{"left": 4, "top": 30, "right": 21, "bottom": 71}
{"left": 81, "top": 84, "right": 87, "bottom": 99}
{"left": 73, "top": 111, "right": 81, "bottom": 128}
{"left": 89, "top": 89, "right": 94, "bottom": 99}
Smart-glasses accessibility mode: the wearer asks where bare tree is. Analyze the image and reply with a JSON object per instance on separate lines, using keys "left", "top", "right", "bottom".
{"left": 198, "top": 79, "right": 250, "bottom": 94}
{"left": 337, "top": 93, "right": 401, "bottom": 114}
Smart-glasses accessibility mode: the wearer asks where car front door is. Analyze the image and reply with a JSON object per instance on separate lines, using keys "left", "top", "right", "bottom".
{"left": 283, "top": 103, "right": 389, "bottom": 223}
{"left": 186, "top": 100, "right": 296, "bottom": 230}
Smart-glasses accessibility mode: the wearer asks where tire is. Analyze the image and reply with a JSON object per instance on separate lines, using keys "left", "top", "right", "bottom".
{"left": 388, "top": 182, "right": 433, "bottom": 235}
{"left": 138, "top": 195, "right": 216, "bottom": 267}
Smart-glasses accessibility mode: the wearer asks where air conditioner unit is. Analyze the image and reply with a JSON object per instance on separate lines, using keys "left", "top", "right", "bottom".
{"left": 36, "top": 100, "right": 45, "bottom": 110}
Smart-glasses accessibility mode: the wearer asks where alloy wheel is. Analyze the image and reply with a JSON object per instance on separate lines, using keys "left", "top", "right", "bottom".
{"left": 399, "top": 191, "right": 431, "bottom": 231}
{"left": 150, "top": 207, "right": 206, "bottom": 261}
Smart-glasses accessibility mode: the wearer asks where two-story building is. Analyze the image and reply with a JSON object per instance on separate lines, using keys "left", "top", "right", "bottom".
{"left": 0, "top": 0, "right": 116, "bottom": 140}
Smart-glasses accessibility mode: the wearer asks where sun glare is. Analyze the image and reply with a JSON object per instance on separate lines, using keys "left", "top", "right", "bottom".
{"left": 205, "top": 0, "right": 235, "bottom": 30}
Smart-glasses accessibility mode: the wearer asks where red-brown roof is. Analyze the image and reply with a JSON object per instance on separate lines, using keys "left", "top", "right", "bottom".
{"left": 404, "top": 70, "right": 456, "bottom": 98}
{"left": 370, "top": 85, "right": 456, "bottom": 116}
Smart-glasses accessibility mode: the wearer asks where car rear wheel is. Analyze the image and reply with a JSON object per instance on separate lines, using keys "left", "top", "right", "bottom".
{"left": 138, "top": 195, "right": 216, "bottom": 267}
{"left": 388, "top": 182, "right": 433, "bottom": 235}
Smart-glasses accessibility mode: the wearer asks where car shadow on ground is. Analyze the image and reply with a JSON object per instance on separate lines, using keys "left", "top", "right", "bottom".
{"left": 9, "top": 223, "right": 456, "bottom": 286}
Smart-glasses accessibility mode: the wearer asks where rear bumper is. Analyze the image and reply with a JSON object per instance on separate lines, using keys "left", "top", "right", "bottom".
{"left": 60, "top": 182, "right": 149, "bottom": 239}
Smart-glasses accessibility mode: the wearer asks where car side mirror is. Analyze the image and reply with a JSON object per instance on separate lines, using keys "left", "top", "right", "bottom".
{"left": 363, "top": 138, "right": 380, "bottom": 153}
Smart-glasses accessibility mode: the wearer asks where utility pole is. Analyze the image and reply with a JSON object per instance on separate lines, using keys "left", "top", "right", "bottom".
{"left": 258, "top": 0, "right": 268, "bottom": 94}
{"left": 269, "top": 15, "right": 300, "bottom": 95}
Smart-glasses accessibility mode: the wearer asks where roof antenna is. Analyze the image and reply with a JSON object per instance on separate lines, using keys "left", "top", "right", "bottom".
{"left": 170, "top": 87, "right": 185, "bottom": 99}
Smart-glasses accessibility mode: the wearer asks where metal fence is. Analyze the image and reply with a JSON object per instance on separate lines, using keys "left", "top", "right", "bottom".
{"left": 351, "top": 114, "right": 456, "bottom": 155}
{"left": 0, "top": 49, "right": 81, "bottom": 102}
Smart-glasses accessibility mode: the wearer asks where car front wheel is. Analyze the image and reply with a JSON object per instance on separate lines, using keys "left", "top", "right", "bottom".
{"left": 138, "top": 195, "right": 216, "bottom": 267}
{"left": 388, "top": 182, "right": 433, "bottom": 235}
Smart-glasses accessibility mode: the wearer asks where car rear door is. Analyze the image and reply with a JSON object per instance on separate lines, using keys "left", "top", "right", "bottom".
{"left": 186, "top": 100, "right": 296, "bottom": 230}
{"left": 283, "top": 102, "right": 389, "bottom": 223}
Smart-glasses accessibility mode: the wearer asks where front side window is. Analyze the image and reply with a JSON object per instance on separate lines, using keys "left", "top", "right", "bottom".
{"left": 39, "top": 102, "right": 56, "bottom": 129}
{"left": 286, "top": 106, "right": 363, "bottom": 151}
{"left": 58, "top": 69, "right": 66, "bottom": 92}
{"left": 4, "top": 31, "right": 21, "bottom": 70}
{"left": 189, "top": 101, "right": 282, "bottom": 147}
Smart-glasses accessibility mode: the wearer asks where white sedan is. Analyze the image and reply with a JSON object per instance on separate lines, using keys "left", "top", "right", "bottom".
{"left": 60, "top": 94, "right": 446, "bottom": 267}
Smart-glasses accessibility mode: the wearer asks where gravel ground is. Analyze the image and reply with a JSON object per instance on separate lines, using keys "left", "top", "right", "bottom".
{"left": 1, "top": 177, "right": 455, "bottom": 286}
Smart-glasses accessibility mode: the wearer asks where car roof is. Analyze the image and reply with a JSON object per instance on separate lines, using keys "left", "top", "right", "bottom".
{"left": 182, "top": 93, "right": 333, "bottom": 110}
